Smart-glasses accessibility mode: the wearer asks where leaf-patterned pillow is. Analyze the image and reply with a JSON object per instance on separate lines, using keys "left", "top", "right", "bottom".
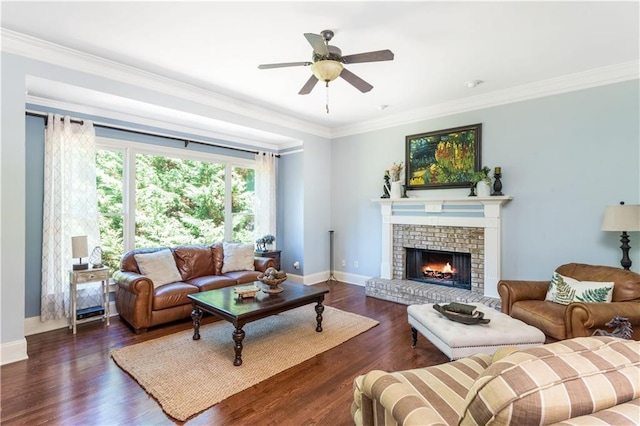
{"left": 545, "top": 272, "right": 614, "bottom": 305}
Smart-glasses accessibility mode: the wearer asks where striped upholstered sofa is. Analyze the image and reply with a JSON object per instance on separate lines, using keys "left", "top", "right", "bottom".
{"left": 352, "top": 337, "right": 639, "bottom": 425}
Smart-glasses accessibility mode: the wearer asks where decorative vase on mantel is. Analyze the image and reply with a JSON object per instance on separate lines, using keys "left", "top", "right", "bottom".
{"left": 390, "top": 181, "right": 402, "bottom": 199}
{"left": 476, "top": 180, "right": 491, "bottom": 197}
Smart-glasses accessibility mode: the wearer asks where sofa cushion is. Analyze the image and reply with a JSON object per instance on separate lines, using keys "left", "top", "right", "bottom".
{"left": 152, "top": 282, "right": 199, "bottom": 310}
{"left": 511, "top": 300, "right": 567, "bottom": 340}
{"left": 460, "top": 337, "right": 640, "bottom": 425}
{"left": 134, "top": 249, "right": 183, "bottom": 288}
{"left": 359, "top": 353, "right": 492, "bottom": 426}
{"left": 224, "top": 270, "right": 261, "bottom": 284}
{"left": 211, "top": 243, "right": 225, "bottom": 276}
{"left": 546, "top": 272, "right": 614, "bottom": 305}
{"left": 173, "top": 244, "right": 216, "bottom": 281}
{"left": 221, "top": 242, "right": 255, "bottom": 273}
{"left": 186, "top": 275, "right": 237, "bottom": 291}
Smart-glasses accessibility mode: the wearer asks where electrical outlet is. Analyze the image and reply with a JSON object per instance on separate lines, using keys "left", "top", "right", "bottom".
{"left": 354, "top": 260, "right": 359, "bottom": 268}
{"left": 341, "top": 259, "right": 346, "bottom": 267}
{"left": 293, "top": 261, "right": 300, "bottom": 270}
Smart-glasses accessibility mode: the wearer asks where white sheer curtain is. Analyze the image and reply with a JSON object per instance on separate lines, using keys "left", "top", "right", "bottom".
{"left": 254, "top": 152, "right": 277, "bottom": 245}
{"left": 41, "top": 114, "right": 100, "bottom": 321}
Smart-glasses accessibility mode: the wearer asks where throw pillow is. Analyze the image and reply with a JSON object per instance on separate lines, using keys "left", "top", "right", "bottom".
{"left": 221, "top": 242, "right": 255, "bottom": 273}
{"left": 545, "top": 272, "right": 614, "bottom": 305}
{"left": 134, "top": 249, "right": 183, "bottom": 288}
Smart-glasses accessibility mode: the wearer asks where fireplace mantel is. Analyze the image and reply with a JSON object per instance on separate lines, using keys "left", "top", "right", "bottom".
{"left": 374, "top": 195, "right": 513, "bottom": 298}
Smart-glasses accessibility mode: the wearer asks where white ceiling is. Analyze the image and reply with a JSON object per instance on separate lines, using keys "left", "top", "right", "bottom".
{"left": 2, "top": 1, "right": 639, "bottom": 139}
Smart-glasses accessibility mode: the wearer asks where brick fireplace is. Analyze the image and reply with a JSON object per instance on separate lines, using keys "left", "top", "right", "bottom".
{"left": 367, "top": 196, "right": 512, "bottom": 306}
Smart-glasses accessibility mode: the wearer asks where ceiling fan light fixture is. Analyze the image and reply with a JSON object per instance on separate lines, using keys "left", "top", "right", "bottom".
{"left": 311, "top": 60, "right": 344, "bottom": 82}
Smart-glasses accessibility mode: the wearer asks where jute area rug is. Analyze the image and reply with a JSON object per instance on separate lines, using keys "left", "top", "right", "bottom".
{"left": 111, "top": 305, "right": 378, "bottom": 421}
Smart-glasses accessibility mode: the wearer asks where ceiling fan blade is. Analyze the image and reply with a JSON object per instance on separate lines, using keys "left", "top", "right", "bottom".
{"left": 258, "top": 61, "right": 312, "bottom": 70}
{"left": 342, "top": 49, "right": 394, "bottom": 64}
{"left": 304, "top": 33, "right": 329, "bottom": 57}
{"left": 339, "top": 68, "right": 373, "bottom": 93}
{"left": 298, "top": 75, "right": 319, "bottom": 95}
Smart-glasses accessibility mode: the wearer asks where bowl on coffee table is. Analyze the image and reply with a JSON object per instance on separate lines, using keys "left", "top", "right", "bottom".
{"left": 257, "top": 274, "right": 287, "bottom": 294}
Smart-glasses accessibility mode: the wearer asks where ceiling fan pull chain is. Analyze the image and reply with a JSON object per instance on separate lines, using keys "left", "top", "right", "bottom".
{"left": 325, "top": 81, "right": 330, "bottom": 114}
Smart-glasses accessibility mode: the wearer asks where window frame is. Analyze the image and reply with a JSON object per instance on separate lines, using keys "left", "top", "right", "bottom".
{"left": 96, "top": 136, "right": 256, "bottom": 255}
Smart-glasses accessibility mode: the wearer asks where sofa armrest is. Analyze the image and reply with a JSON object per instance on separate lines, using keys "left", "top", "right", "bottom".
{"left": 112, "top": 270, "right": 153, "bottom": 294}
{"left": 254, "top": 256, "right": 276, "bottom": 272}
{"left": 112, "top": 270, "right": 154, "bottom": 332}
{"left": 565, "top": 301, "right": 640, "bottom": 339}
{"left": 498, "top": 280, "right": 549, "bottom": 315}
{"left": 354, "top": 370, "right": 447, "bottom": 426}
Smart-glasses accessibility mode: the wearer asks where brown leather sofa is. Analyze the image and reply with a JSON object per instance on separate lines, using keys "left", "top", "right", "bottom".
{"left": 113, "top": 243, "right": 276, "bottom": 333}
{"left": 498, "top": 263, "right": 640, "bottom": 341}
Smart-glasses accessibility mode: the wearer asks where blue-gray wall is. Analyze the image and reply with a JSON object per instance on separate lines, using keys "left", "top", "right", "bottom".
{"left": 331, "top": 80, "right": 640, "bottom": 282}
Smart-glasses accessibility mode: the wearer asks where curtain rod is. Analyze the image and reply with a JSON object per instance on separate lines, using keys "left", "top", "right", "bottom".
{"left": 25, "top": 111, "right": 280, "bottom": 157}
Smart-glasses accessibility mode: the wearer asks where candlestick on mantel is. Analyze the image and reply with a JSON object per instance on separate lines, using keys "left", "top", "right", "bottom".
{"left": 494, "top": 166, "right": 501, "bottom": 174}
{"left": 492, "top": 170, "right": 503, "bottom": 196}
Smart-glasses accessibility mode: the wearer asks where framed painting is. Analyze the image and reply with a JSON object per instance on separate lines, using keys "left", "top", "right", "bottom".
{"left": 405, "top": 123, "right": 482, "bottom": 189}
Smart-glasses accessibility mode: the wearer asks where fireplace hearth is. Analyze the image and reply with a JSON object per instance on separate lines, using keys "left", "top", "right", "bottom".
{"left": 406, "top": 248, "right": 471, "bottom": 290}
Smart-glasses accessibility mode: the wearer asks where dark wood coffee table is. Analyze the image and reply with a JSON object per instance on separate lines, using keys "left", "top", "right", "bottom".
{"left": 187, "top": 282, "right": 330, "bottom": 366}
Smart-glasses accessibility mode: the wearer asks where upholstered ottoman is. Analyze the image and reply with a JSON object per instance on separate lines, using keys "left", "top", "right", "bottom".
{"left": 408, "top": 303, "right": 546, "bottom": 360}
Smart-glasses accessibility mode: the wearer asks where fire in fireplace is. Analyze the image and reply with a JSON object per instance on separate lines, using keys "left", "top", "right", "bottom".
{"left": 405, "top": 248, "right": 471, "bottom": 290}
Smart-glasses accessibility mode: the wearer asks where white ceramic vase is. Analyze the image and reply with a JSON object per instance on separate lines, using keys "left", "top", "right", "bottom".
{"left": 390, "top": 181, "right": 403, "bottom": 198}
{"left": 476, "top": 181, "right": 491, "bottom": 197}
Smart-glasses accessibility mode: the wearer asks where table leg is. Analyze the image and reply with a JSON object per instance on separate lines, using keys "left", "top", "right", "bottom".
{"left": 191, "top": 307, "right": 203, "bottom": 340}
{"left": 233, "top": 327, "right": 245, "bottom": 366}
{"left": 315, "top": 301, "right": 325, "bottom": 332}
{"left": 104, "top": 279, "right": 110, "bottom": 326}
{"left": 411, "top": 327, "right": 418, "bottom": 348}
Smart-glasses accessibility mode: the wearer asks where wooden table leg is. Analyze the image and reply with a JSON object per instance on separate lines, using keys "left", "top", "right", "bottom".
{"left": 411, "top": 327, "right": 418, "bottom": 348}
{"left": 191, "top": 306, "right": 203, "bottom": 340}
{"left": 232, "top": 327, "right": 245, "bottom": 366}
{"left": 315, "top": 301, "right": 325, "bottom": 332}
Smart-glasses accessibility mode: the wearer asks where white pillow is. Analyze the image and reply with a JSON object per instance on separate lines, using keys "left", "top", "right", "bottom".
{"left": 545, "top": 272, "right": 614, "bottom": 305}
{"left": 221, "top": 242, "right": 255, "bottom": 273}
{"left": 134, "top": 249, "right": 183, "bottom": 288}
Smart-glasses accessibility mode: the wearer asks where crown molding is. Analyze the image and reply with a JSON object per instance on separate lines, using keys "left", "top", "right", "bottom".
{"left": 332, "top": 60, "right": 639, "bottom": 138}
{"left": 26, "top": 94, "right": 303, "bottom": 151}
{"left": 2, "top": 28, "right": 331, "bottom": 139}
{"left": 4, "top": 28, "right": 638, "bottom": 141}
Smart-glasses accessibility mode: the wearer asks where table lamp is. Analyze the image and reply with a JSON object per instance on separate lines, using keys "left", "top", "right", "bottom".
{"left": 71, "top": 235, "right": 89, "bottom": 270}
{"left": 601, "top": 202, "right": 640, "bottom": 270}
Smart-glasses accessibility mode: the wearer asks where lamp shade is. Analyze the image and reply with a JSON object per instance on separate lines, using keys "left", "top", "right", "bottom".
{"left": 601, "top": 204, "right": 640, "bottom": 232}
{"left": 71, "top": 235, "right": 89, "bottom": 258}
{"left": 311, "top": 60, "right": 344, "bottom": 82}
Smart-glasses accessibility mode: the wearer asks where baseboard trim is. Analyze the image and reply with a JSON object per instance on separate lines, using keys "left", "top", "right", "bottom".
{"left": 0, "top": 338, "right": 28, "bottom": 366}
{"left": 334, "top": 271, "right": 369, "bottom": 286}
{"left": 24, "top": 301, "right": 118, "bottom": 336}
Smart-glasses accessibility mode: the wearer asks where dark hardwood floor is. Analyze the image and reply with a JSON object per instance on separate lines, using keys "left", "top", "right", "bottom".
{"left": 1, "top": 282, "right": 449, "bottom": 425}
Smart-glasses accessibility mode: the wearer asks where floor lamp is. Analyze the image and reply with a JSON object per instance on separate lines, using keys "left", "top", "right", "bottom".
{"left": 327, "top": 230, "right": 337, "bottom": 283}
{"left": 601, "top": 202, "right": 640, "bottom": 270}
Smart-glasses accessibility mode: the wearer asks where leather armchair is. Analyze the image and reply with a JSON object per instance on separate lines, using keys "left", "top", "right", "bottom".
{"left": 498, "top": 263, "right": 640, "bottom": 340}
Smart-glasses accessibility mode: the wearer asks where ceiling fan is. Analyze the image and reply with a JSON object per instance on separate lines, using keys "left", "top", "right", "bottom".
{"left": 258, "top": 30, "right": 394, "bottom": 96}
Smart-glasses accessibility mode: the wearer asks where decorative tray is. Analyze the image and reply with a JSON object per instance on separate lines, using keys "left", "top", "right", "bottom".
{"left": 234, "top": 284, "right": 260, "bottom": 298}
{"left": 433, "top": 304, "right": 490, "bottom": 325}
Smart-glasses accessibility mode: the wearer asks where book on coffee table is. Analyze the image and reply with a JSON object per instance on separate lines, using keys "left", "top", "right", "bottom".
{"left": 442, "top": 302, "right": 477, "bottom": 316}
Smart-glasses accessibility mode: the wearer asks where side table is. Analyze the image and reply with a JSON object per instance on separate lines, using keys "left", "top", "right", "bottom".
{"left": 255, "top": 250, "right": 281, "bottom": 269}
{"left": 69, "top": 266, "right": 110, "bottom": 334}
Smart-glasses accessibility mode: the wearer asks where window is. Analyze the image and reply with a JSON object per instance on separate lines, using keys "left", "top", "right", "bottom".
{"left": 96, "top": 138, "right": 256, "bottom": 269}
{"left": 232, "top": 166, "right": 255, "bottom": 242}
{"left": 96, "top": 148, "right": 125, "bottom": 272}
